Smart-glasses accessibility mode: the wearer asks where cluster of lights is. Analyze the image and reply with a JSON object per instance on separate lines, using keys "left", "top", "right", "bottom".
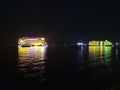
{"left": 18, "top": 37, "right": 47, "bottom": 47}
{"left": 89, "top": 40, "right": 112, "bottom": 46}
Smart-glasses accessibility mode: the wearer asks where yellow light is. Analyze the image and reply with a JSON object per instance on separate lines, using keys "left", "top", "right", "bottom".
{"left": 89, "top": 41, "right": 99, "bottom": 46}
{"left": 20, "top": 39, "right": 23, "bottom": 42}
{"left": 18, "top": 46, "right": 47, "bottom": 62}
{"left": 17, "top": 46, "right": 47, "bottom": 78}
{"left": 18, "top": 37, "right": 47, "bottom": 46}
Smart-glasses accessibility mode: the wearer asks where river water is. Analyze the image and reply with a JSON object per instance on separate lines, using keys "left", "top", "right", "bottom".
{"left": 1, "top": 46, "right": 120, "bottom": 90}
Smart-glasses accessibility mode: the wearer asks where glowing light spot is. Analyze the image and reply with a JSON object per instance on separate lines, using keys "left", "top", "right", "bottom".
{"left": 18, "top": 37, "right": 47, "bottom": 47}
{"left": 77, "top": 43, "right": 83, "bottom": 46}
{"left": 41, "top": 38, "right": 45, "bottom": 40}
{"left": 26, "top": 38, "right": 38, "bottom": 40}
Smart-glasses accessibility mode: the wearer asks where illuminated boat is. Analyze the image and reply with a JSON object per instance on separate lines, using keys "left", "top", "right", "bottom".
{"left": 18, "top": 37, "right": 48, "bottom": 47}
{"left": 89, "top": 40, "right": 112, "bottom": 46}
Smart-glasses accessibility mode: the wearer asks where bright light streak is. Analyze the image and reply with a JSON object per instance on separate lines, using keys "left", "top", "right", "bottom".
{"left": 26, "top": 38, "right": 38, "bottom": 40}
{"left": 77, "top": 43, "right": 83, "bottom": 46}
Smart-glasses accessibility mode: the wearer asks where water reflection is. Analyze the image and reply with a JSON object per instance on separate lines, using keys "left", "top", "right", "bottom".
{"left": 116, "top": 48, "right": 119, "bottom": 62}
{"left": 77, "top": 46, "right": 84, "bottom": 60}
{"left": 89, "top": 46, "right": 112, "bottom": 65}
{"left": 103, "top": 46, "right": 112, "bottom": 66}
{"left": 76, "top": 46, "right": 88, "bottom": 70}
{"left": 88, "top": 46, "right": 112, "bottom": 70}
{"left": 17, "top": 46, "right": 47, "bottom": 79}
{"left": 115, "top": 48, "right": 120, "bottom": 64}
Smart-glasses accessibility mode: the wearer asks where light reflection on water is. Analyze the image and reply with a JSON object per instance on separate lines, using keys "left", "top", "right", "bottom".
{"left": 88, "top": 46, "right": 113, "bottom": 77}
{"left": 76, "top": 46, "right": 88, "bottom": 70}
{"left": 116, "top": 48, "right": 119, "bottom": 63}
{"left": 17, "top": 46, "right": 47, "bottom": 79}
{"left": 88, "top": 46, "right": 112, "bottom": 65}
{"left": 15, "top": 46, "right": 120, "bottom": 89}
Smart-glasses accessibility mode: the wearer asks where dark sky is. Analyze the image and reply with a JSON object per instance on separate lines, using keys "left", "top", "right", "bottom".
{"left": 1, "top": 0, "right": 120, "bottom": 45}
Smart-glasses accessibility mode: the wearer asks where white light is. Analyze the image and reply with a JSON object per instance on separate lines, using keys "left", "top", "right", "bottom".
{"left": 77, "top": 43, "right": 83, "bottom": 46}
{"left": 116, "top": 43, "right": 119, "bottom": 45}
{"left": 20, "top": 39, "right": 24, "bottom": 42}
{"left": 89, "top": 43, "right": 92, "bottom": 45}
{"left": 100, "top": 41, "right": 103, "bottom": 46}
{"left": 41, "top": 38, "right": 45, "bottom": 40}
{"left": 105, "top": 40, "right": 108, "bottom": 42}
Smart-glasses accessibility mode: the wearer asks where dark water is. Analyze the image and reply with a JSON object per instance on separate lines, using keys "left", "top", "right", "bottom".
{"left": 1, "top": 46, "right": 120, "bottom": 90}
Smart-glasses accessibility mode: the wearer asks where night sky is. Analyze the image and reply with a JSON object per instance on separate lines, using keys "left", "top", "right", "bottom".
{"left": 1, "top": 0, "right": 120, "bottom": 46}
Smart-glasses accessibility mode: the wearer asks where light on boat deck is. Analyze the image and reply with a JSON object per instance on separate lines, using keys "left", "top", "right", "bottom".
{"left": 77, "top": 42, "right": 83, "bottom": 46}
{"left": 41, "top": 38, "right": 45, "bottom": 40}
{"left": 18, "top": 37, "right": 47, "bottom": 47}
{"left": 26, "top": 38, "right": 39, "bottom": 40}
{"left": 89, "top": 40, "right": 112, "bottom": 46}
